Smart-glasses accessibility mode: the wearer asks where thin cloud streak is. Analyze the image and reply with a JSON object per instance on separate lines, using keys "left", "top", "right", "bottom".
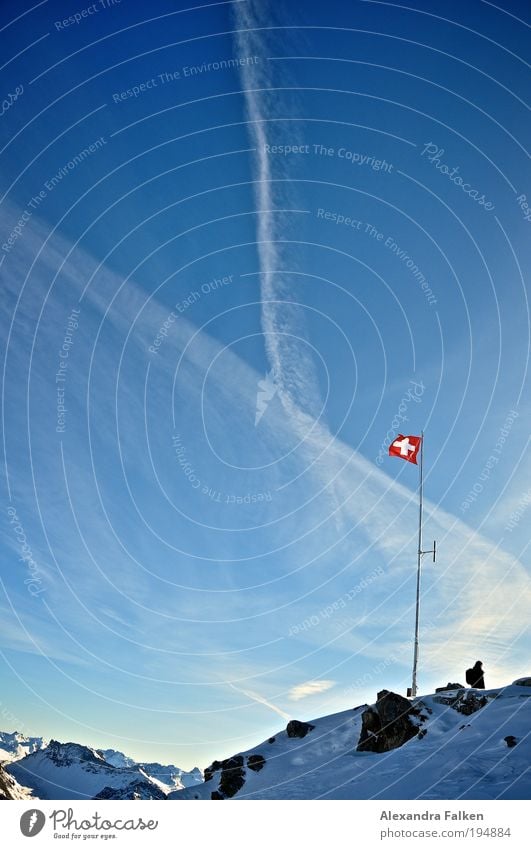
{"left": 288, "top": 679, "right": 336, "bottom": 701}
{"left": 228, "top": 682, "right": 291, "bottom": 720}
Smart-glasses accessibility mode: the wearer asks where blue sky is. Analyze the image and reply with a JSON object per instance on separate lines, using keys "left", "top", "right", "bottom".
{"left": 0, "top": 0, "right": 529, "bottom": 769}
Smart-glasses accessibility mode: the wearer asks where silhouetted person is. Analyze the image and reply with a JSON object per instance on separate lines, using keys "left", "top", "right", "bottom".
{"left": 465, "top": 660, "right": 485, "bottom": 689}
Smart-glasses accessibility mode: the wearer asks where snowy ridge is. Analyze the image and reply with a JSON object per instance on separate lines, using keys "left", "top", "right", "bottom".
{"left": 99, "top": 750, "right": 202, "bottom": 792}
{"left": 0, "top": 732, "right": 202, "bottom": 798}
{"left": 170, "top": 682, "right": 531, "bottom": 801}
{"left": 98, "top": 748, "right": 137, "bottom": 769}
{"left": 94, "top": 780, "right": 167, "bottom": 800}
{"left": 3, "top": 682, "right": 529, "bottom": 799}
{"left": 0, "top": 730, "right": 47, "bottom": 762}
{"left": 6, "top": 740, "right": 158, "bottom": 800}
{"left": 137, "top": 762, "right": 202, "bottom": 792}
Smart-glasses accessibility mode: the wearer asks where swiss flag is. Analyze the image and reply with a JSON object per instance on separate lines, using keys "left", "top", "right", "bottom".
{"left": 389, "top": 434, "right": 422, "bottom": 465}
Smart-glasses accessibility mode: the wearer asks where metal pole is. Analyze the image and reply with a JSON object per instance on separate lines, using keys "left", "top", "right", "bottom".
{"left": 411, "top": 431, "right": 424, "bottom": 698}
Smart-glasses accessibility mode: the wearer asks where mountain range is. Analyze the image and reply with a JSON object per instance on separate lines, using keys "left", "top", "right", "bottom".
{"left": 0, "top": 733, "right": 202, "bottom": 800}
{"left": 1, "top": 679, "right": 530, "bottom": 800}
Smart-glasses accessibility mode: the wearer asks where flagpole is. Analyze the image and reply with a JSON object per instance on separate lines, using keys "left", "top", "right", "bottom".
{"left": 411, "top": 430, "right": 424, "bottom": 699}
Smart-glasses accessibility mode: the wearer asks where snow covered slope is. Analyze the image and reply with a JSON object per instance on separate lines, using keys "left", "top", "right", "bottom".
{"left": 98, "top": 748, "right": 137, "bottom": 769}
{"left": 0, "top": 732, "right": 202, "bottom": 797}
{"left": 99, "top": 750, "right": 202, "bottom": 791}
{"left": 0, "top": 731, "right": 47, "bottom": 762}
{"left": 138, "top": 762, "right": 202, "bottom": 791}
{"left": 170, "top": 683, "right": 531, "bottom": 800}
{"left": 94, "top": 780, "right": 167, "bottom": 800}
{"left": 6, "top": 740, "right": 159, "bottom": 800}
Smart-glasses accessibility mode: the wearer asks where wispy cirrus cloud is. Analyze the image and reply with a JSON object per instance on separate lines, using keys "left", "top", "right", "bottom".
{"left": 1, "top": 194, "right": 529, "bottom": 734}
{"left": 232, "top": 0, "right": 530, "bottom": 689}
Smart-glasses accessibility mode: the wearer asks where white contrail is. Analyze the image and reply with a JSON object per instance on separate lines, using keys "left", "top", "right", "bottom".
{"left": 234, "top": 1, "right": 324, "bottom": 421}
{"left": 234, "top": 2, "right": 346, "bottom": 527}
{"left": 231, "top": 7, "right": 531, "bottom": 675}
{"left": 229, "top": 682, "right": 291, "bottom": 720}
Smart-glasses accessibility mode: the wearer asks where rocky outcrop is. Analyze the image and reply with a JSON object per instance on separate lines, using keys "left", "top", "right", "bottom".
{"left": 218, "top": 756, "right": 246, "bottom": 798}
{"left": 203, "top": 760, "right": 222, "bottom": 783}
{"left": 451, "top": 692, "right": 488, "bottom": 715}
{"left": 433, "top": 689, "right": 465, "bottom": 705}
{"left": 203, "top": 752, "right": 267, "bottom": 798}
{"left": 435, "top": 683, "right": 465, "bottom": 692}
{"left": 204, "top": 755, "right": 246, "bottom": 799}
{"left": 357, "top": 690, "right": 428, "bottom": 753}
{"left": 94, "top": 780, "right": 167, "bottom": 800}
{"left": 0, "top": 764, "right": 33, "bottom": 800}
{"left": 286, "top": 720, "right": 315, "bottom": 739}
{"left": 504, "top": 736, "right": 518, "bottom": 748}
{"left": 513, "top": 678, "right": 531, "bottom": 687}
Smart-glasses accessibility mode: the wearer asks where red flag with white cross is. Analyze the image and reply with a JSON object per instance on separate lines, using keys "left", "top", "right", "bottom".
{"left": 388, "top": 434, "right": 422, "bottom": 465}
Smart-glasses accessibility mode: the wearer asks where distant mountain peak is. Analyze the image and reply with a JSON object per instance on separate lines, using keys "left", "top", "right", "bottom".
{"left": 0, "top": 731, "right": 47, "bottom": 762}
{"left": 94, "top": 780, "right": 167, "bottom": 800}
{"left": 45, "top": 740, "right": 107, "bottom": 768}
{"left": 1, "top": 732, "right": 202, "bottom": 800}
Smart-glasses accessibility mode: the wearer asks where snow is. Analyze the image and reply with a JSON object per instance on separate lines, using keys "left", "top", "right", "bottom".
{"left": 100, "top": 749, "right": 203, "bottom": 792}
{"left": 1, "top": 732, "right": 201, "bottom": 798}
{"left": 99, "top": 748, "right": 137, "bottom": 769}
{"left": 137, "top": 762, "right": 202, "bottom": 792}
{"left": 4, "top": 683, "right": 529, "bottom": 800}
{"left": 6, "top": 741, "right": 159, "bottom": 800}
{"left": 170, "top": 684, "right": 531, "bottom": 800}
{"left": 0, "top": 731, "right": 47, "bottom": 762}
{"left": 94, "top": 780, "right": 167, "bottom": 800}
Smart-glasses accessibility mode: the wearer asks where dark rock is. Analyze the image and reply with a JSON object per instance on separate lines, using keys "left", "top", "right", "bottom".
{"left": 204, "top": 754, "right": 246, "bottom": 799}
{"left": 226, "top": 755, "right": 244, "bottom": 768}
{"left": 268, "top": 737, "right": 276, "bottom": 744}
{"left": 204, "top": 759, "right": 222, "bottom": 783}
{"left": 504, "top": 736, "right": 518, "bottom": 748}
{"left": 357, "top": 690, "right": 426, "bottom": 754}
{"left": 417, "top": 728, "right": 427, "bottom": 739}
{"left": 0, "top": 765, "right": 25, "bottom": 800}
{"left": 46, "top": 740, "right": 100, "bottom": 768}
{"left": 247, "top": 754, "right": 265, "bottom": 772}
{"left": 219, "top": 758, "right": 245, "bottom": 799}
{"left": 207, "top": 756, "right": 245, "bottom": 799}
{"left": 512, "top": 677, "right": 531, "bottom": 687}
{"left": 451, "top": 693, "right": 488, "bottom": 716}
{"left": 211, "top": 791, "right": 224, "bottom": 799}
{"left": 286, "top": 720, "right": 315, "bottom": 739}
{"left": 435, "top": 683, "right": 465, "bottom": 692}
